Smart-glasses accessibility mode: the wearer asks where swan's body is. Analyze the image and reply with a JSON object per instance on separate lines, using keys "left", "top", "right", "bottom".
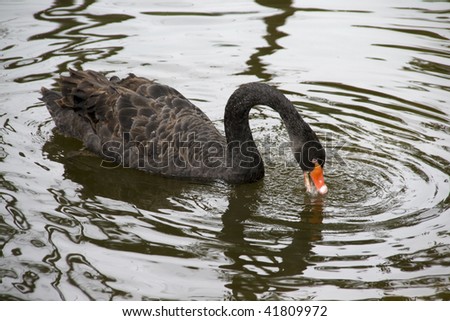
{"left": 41, "top": 69, "right": 327, "bottom": 193}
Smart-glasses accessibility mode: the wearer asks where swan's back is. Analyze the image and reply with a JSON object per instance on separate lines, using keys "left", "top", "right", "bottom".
{"left": 41, "top": 69, "right": 226, "bottom": 179}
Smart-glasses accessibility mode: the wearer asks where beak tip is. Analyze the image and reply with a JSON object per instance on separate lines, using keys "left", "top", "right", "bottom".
{"left": 318, "top": 185, "right": 328, "bottom": 195}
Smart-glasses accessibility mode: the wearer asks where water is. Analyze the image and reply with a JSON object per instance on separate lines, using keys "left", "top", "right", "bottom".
{"left": 1, "top": 0, "right": 449, "bottom": 300}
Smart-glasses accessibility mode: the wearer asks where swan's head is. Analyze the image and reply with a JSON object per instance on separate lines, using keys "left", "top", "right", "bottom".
{"left": 294, "top": 141, "right": 328, "bottom": 195}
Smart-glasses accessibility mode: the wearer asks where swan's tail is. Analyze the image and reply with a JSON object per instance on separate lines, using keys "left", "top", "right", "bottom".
{"left": 40, "top": 86, "right": 62, "bottom": 119}
{"left": 40, "top": 69, "right": 109, "bottom": 151}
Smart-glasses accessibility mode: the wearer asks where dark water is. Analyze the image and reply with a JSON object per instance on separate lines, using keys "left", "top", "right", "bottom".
{"left": 1, "top": 0, "right": 449, "bottom": 300}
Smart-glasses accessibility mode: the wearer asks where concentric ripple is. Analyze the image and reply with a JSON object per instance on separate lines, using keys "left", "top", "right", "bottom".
{"left": 311, "top": 83, "right": 449, "bottom": 225}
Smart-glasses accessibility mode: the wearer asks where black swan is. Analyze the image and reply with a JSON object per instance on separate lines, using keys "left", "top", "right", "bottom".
{"left": 40, "top": 69, "right": 327, "bottom": 194}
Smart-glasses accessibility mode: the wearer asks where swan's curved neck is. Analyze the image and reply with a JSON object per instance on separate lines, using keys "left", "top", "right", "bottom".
{"left": 223, "top": 83, "right": 313, "bottom": 182}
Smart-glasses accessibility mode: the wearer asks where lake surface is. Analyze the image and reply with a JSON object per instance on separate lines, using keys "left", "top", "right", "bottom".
{"left": 1, "top": 0, "right": 449, "bottom": 300}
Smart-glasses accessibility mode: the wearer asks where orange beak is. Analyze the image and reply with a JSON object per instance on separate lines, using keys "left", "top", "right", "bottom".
{"left": 304, "top": 163, "right": 328, "bottom": 195}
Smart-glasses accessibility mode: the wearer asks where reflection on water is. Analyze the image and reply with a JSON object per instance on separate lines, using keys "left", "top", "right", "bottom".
{"left": 221, "top": 187, "right": 324, "bottom": 300}
{"left": 239, "top": 0, "right": 296, "bottom": 80}
{"left": 0, "top": 0, "right": 449, "bottom": 300}
{"left": 5, "top": 0, "right": 132, "bottom": 82}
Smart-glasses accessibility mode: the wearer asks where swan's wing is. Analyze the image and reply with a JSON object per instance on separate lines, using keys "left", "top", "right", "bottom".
{"left": 114, "top": 84, "right": 226, "bottom": 174}
{"left": 41, "top": 69, "right": 225, "bottom": 176}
